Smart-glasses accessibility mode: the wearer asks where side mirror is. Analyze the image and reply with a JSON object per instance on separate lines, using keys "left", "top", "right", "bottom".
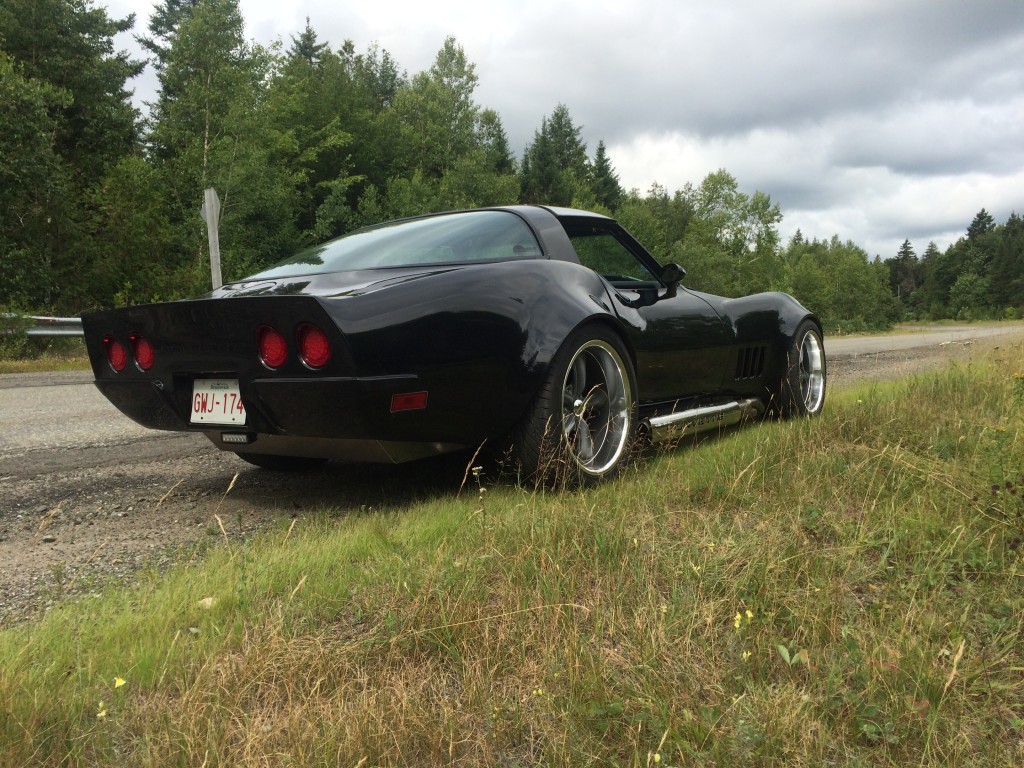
{"left": 660, "top": 262, "right": 685, "bottom": 286}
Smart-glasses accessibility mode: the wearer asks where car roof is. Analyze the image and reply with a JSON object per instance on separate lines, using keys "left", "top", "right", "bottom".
{"left": 529, "top": 205, "right": 613, "bottom": 221}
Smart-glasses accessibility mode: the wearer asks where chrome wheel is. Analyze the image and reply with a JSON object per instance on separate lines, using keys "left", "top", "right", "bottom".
{"left": 560, "top": 339, "right": 633, "bottom": 476}
{"left": 798, "top": 329, "right": 825, "bottom": 413}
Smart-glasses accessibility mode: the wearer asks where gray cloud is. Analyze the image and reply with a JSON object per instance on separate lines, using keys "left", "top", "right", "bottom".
{"left": 104, "top": 0, "right": 1024, "bottom": 259}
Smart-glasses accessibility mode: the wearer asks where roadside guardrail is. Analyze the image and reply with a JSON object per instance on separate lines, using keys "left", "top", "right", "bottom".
{"left": 27, "top": 316, "right": 84, "bottom": 337}
{"left": 1, "top": 314, "right": 84, "bottom": 338}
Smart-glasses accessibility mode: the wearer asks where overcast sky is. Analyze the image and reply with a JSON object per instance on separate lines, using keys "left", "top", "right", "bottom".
{"left": 101, "top": 0, "right": 1024, "bottom": 259}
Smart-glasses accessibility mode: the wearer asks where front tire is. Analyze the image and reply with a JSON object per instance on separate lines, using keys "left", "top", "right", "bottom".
{"left": 778, "top": 320, "right": 826, "bottom": 417}
{"left": 514, "top": 326, "right": 636, "bottom": 486}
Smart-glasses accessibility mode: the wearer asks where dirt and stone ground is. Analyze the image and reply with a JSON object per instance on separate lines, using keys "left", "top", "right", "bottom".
{"left": 2, "top": 328, "right": 1022, "bottom": 625}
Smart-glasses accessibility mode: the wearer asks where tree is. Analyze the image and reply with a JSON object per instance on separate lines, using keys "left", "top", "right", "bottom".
{"left": 785, "top": 236, "right": 897, "bottom": 332}
{"left": 392, "top": 36, "right": 480, "bottom": 179}
{"left": 987, "top": 212, "right": 1024, "bottom": 312}
{"left": 589, "top": 140, "right": 623, "bottom": 211}
{"left": 884, "top": 238, "right": 923, "bottom": 313}
{"left": 145, "top": 0, "right": 300, "bottom": 292}
{"left": 967, "top": 208, "right": 995, "bottom": 241}
{"left": 520, "top": 104, "right": 589, "bottom": 205}
{"left": 478, "top": 108, "right": 515, "bottom": 175}
{"left": 673, "top": 170, "right": 783, "bottom": 296}
{"left": 0, "top": 52, "right": 68, "bottom": 308}
{"left": 288, "top": 17, "right": 328, "bottom": 67}
{"left": 0, "top": 0, "right": 142, "bottom": 310}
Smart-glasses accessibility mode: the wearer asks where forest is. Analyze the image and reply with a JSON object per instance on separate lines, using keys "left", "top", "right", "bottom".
{"left": 1, "top": 0, "right": 1022, "bottom": 332}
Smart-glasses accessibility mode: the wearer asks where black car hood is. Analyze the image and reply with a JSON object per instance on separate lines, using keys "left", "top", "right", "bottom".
{"left": 210, "top": 266, "right": 465, "bottom": 300}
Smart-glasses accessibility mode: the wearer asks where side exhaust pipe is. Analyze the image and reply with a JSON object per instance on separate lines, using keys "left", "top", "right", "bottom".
{"left": 640, "top": 398, "right": 764, "bottom": 445}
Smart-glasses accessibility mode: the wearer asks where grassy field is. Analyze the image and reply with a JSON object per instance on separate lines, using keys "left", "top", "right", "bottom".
{"left": 0, "top": 335, "right": 89, "bottom": 374}
{"left": 1, "top": 343, "right": 1022, "bottom": 766}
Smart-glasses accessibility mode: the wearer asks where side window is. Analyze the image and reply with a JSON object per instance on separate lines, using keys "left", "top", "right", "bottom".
{"left": 568, "top": 232, "right": 658, "bottom": 285}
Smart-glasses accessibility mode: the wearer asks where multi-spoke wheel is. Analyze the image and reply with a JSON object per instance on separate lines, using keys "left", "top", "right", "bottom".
{"left": 514, "top": 327, "right": 636, "bottom": 486}
{"left": 778, "top": 320, "right": 826, "bottom": 417}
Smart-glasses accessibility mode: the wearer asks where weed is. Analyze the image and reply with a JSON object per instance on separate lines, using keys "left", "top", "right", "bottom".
{"left": 0, "top": 343, "right": 1022, "bottom": 765}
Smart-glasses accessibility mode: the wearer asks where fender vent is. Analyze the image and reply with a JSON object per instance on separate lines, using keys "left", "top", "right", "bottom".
{"left": 735, "top": 345, "right": 766, "bottom": 380}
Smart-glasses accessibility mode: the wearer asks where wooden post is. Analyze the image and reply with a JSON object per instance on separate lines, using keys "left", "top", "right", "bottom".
{"left": 201, "top": 188, "right": 222, "bottom": 289}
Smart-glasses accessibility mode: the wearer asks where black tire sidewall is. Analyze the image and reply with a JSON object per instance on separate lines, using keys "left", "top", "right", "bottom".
{"left": 513, "top": 324, "right": 637, "bottom": 486}
{"left": 780, "top": 320, "right": 826, "bottom": 417}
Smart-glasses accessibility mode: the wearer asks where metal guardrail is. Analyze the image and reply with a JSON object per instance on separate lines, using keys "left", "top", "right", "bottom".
{"left": 27, "top": 316, "right": 84, "bottom": 337}
{"left": 1, "top": 314, "right": 84, "bottom": 338}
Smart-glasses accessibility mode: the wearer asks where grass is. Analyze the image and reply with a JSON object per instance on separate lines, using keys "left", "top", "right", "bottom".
{"left": 0, "top": 335, "right": 89, "bottom": 374}
{"left": 1, "top": 344, "right": 1022, "bottom": 766}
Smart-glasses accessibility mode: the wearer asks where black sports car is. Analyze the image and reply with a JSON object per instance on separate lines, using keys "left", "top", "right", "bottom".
{"left": 82, "top": 206, "right": 826, "bottom": 484}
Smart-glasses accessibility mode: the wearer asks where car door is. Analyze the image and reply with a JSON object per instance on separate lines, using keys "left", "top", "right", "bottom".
{"left": 561, "top": 218, "right": 736, "bottom": 402}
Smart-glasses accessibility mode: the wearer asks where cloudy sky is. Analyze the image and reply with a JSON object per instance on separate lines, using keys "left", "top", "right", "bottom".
{"left": 101, "top": 0, "right": 1024, "bottom": 259}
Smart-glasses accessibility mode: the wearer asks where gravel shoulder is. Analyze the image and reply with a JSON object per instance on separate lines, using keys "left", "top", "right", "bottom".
{"left": 2, "top": 328, "right": 1022, "bottom": 626}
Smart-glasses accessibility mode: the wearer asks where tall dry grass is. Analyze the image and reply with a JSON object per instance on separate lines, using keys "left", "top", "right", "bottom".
{"left": 1, "top": 343, "right": 1022, "bottom": 766}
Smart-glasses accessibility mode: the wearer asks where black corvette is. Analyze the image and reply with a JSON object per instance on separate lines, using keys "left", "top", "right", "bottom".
{"left": 82, "top": 206, "right": 826, "bottom": 484}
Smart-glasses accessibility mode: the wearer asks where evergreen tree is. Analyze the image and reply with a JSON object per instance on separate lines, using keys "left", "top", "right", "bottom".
{"left": 967, "top": 208, "right": 996, "bottom": 241}
{"left": 988, "top": 212, "right": 1024, "bottom": 312}
{"left": 289, "top": 17, "right": 328, "bottom": 67}
{"left": 138, "top": 0, "right": 202, "bottom": 69}
{"left": 479, "top": 108, "right": 515, "bottom": 175}
{"left": 0, "top": 0, "right": 142, "bottom": 310}
{"left": 520, "top": 104, "right": 588, "bottom": 205}
{"left": 589, "top": 140, "right": 623, "bottom": 211}
{"left": 884, "top": 238, "right": 922, "bottom": 307}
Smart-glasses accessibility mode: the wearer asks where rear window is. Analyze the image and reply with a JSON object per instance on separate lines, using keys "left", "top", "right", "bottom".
{"left": 248, "top": 210, "right": 543, "bottom": 278}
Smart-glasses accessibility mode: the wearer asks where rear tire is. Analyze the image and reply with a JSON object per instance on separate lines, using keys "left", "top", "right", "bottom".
{"left": 513, "top": 326, "right": 636, "bottom": 487}
{"left": 777, "top": 320, "right": 826, "bottom": 417}
{"left": 235, "top": 452, "right": 328, "bottom": 471}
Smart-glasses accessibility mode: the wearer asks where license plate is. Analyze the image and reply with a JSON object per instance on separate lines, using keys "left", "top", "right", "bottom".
{"left": 190, "top": 379, "right": 246, "bottom": 425}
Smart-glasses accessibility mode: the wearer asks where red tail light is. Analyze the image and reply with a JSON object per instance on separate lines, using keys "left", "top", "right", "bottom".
{"left": 104, "top": 336, "right": 128, "bottom": 372}
{"left": 257, "top": 325, "right": 288, "bottom": 369}
{"left": 297, "top": 323, "right": 331, "bottom": 369}
{"left": 131, "top": 333, "right": 154, "bottom": 371}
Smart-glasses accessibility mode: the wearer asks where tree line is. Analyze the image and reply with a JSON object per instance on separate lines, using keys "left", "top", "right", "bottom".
{"left": 1, "top": 0, "right": 1021, "bottom": 333}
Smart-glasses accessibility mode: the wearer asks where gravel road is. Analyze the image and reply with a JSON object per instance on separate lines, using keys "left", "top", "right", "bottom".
{"left": 2, "top": 324, "right": 1022, "bottom": 625}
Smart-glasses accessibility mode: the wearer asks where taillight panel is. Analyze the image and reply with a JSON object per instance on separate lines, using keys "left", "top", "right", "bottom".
{"left": 104, "top": 336, "right": 128, "bottom": 372}
{"left": 130, "top": 333, "right": 154, "bottom": 371}
{"left": 297, "top": 323, "right": 331, "bottom": 369}
{"left": 257, "top": 325, "right": 289, "bottom": 369}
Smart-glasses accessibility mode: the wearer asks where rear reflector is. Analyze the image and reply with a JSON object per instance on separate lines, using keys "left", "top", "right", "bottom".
{"left": 131, "top": 333, "right": 154, "bottom": 371}
{"left": 104, "top": 336, "right": 128, "bottom": 372}
{"left": 221, "top": 432, "right": 254, "bottom": 444}
{"left": 257, "top": 325, "right": 288, "bottom": 369}
{"left": 297, "top": 323, "right": 331, "bottom": 369}
{"left": 390, "top": 391, "right": 428, "bottom": 412}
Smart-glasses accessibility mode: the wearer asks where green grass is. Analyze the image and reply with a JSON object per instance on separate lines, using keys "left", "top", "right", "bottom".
{"left": 0, "top": 335, "right": 89, "bottom": 373}
{"left": 1, "top": 344, "right": 1022, "bottom": 766}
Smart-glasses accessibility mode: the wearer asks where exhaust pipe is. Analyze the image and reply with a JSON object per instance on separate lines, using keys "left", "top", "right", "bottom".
{"left": 640, "top": 398, "right": 764, "bottom": 445}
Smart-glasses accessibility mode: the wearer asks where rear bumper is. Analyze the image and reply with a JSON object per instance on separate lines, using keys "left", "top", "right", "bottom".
{"left": 94, "top": 372, "right": 463, "bottom": 445}
{"left": 202, "top": 431, "right": 465, "bottom": 464}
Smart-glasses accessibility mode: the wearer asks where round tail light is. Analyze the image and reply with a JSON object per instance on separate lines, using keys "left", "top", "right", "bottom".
{"left": 131, "top": 333, "right": 154, "bottom": 371}
{"left": 104, "top": 336, "right": 128, "bottom": 372}
{"left": 258, "top": 325, "right": 288, "bottom": 369}
{"left": 297, "top": 323, "right": 331, "bottom": 369}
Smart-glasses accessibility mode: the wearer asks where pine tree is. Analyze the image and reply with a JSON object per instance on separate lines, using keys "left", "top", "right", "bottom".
{"left": 589, "top": 140, "right": 623, "bottom": 211}
{"left": 519, "top": 104, "right": 588, "bottom": 205}
{"left": 288, "top": 17, "right": 328, "bottom": 66}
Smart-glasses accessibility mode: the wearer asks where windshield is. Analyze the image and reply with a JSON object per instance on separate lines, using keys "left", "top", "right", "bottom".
{"left": 247, "top": 210, "right": 543, "bottom": 279}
